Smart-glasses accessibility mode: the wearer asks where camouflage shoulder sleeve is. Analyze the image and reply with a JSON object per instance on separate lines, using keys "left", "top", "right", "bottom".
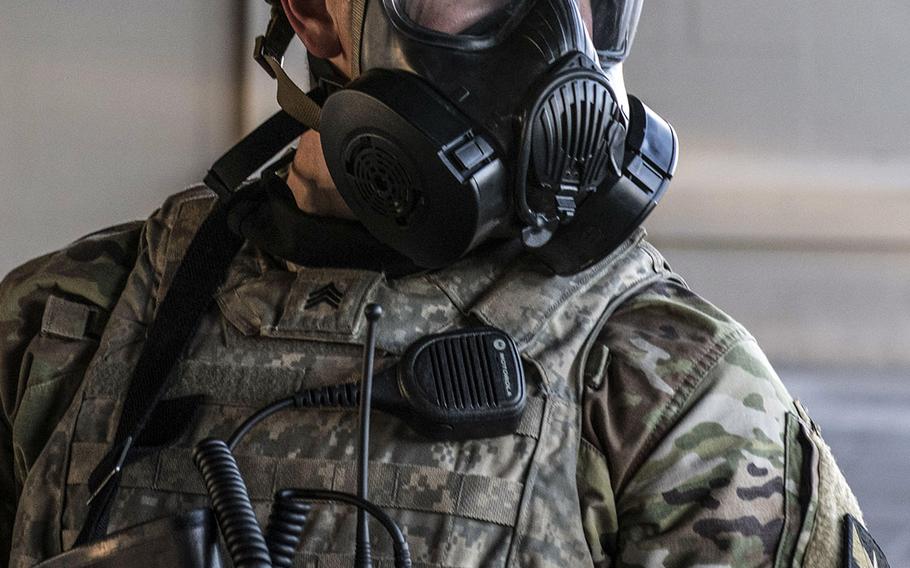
{"left": 0, "top": 183, "right": 217, "bottom": 437}
{"left": 578, "top": 278, "right": 866, "bottom": 567}
{"left": 0, "top": 221, "right": 143, "bottom": 563}
{"left": 0, "top": 184, "right": 215, "bottom": 567}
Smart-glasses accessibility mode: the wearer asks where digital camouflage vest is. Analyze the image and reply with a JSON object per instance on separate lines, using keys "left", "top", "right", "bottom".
{"left": 10, "top": 187, "right": 674, "bottom": 567}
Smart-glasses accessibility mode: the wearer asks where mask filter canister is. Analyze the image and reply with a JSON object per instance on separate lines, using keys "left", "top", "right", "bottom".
{"left": 320, "top": 70, "right": 511, "bottom": 269}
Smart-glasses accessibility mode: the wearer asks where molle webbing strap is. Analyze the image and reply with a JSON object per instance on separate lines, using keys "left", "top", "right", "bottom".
{"left": 70, "top": 444, "right": 526, "bottom": 527}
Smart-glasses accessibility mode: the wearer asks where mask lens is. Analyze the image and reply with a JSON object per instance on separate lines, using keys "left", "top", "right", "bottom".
{"left": 588, "top": 0, "right": 643, "bottom": 61}
{"left": 387, "top": 0, "right": 528, "bottom": 38}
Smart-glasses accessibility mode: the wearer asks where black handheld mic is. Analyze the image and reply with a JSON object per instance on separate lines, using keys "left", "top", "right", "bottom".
{"left": 371, "top": 326, "right": 526, "bottom": 440}
{"left": 290, "top": 326, "right": 527, "bottom": 441}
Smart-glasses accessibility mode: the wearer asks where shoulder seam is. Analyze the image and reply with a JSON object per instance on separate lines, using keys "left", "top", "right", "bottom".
{"left": 618, "top": 326, "right": 754, "bottom": 496}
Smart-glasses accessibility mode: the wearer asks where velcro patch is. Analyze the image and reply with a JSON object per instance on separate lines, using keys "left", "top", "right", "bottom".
{"left": 41, "top": 295, "right": 96, "bottom": 340}
{"left": 844, "top": 514, "right": 889, "bottom": 568}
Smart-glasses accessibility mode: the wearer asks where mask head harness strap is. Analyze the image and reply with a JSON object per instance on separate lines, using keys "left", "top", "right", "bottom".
{"left": 254, "top": 1, "right": 324, "bottom": 131}
{"left": 350, "top": 0, "right": 368, "bottom": 79}
{"left": 254, "top": 0, "right": 368, "bottom": 131}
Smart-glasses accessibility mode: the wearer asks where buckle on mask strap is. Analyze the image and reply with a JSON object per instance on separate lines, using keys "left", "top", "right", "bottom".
{"left": 255, "top": 2, "right": 324, "bottom": 131}
{"left": 254, "top": 1, "right": 295, "bottom": 78}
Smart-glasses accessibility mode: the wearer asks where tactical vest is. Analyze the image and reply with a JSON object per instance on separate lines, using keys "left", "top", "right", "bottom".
{"left": 10, "top": 188, "right": 675, "bottom": 567}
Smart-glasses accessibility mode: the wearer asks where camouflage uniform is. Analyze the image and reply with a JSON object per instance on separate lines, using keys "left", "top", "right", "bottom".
{"left": 0, "top": 187, "right": 873, "bottom": 567}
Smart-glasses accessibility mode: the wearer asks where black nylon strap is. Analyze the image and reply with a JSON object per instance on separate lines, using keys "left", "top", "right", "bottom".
{"left": 77, "top": 103, "right": 315, "bottom": 545}
{"left": 76, "top": 203, "right": 243, "bottom": 544}
{"left": 205, "top": 95, "right": 322, "bottom": 199}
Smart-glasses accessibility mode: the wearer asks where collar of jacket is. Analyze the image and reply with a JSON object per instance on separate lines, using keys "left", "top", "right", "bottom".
{"left": 215, "top": 223, "right": 649, "bottom": 355}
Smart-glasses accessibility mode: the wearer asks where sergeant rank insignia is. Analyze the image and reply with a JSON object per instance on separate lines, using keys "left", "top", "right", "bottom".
{"left": 844, "top": 514, "right": 889, "bottom": 568}
{"left": 305, "top": 282, "right": 345, "bottom": 310}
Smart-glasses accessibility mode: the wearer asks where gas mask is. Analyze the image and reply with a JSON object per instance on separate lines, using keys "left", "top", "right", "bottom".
{"left": 250, "top": 0, "right": 677, "bottom": 275}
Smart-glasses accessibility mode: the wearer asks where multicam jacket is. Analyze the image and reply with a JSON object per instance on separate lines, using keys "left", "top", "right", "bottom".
{"left": 0, "top": 187, "right": 872, "bottom": 567}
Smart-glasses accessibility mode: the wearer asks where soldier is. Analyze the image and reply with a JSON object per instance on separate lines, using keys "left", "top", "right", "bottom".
{"left": 0, "top": 0, "right": 888, "bottom": 567}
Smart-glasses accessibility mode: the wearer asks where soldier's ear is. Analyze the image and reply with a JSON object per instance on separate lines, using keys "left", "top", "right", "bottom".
{"left": 280, "top": 0, "right": 343, "bottom": 60}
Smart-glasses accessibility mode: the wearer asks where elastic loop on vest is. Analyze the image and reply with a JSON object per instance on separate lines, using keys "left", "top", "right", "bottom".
{"left": 41, "top": 295, "right": 99, "bottom": 340}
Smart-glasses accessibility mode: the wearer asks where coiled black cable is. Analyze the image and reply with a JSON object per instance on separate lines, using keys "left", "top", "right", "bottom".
{"left": 195, "top": 378, "right": 412, "bottom": 567}
{"left": 265, "top": 496, "right": 312, "bottom": 568}
{"left": 193, "top": 437, "right": 271, "bottom": 568}
{"left": 296, "top": 382, "right": 360, "bottom": 407}
{"left": 276, "top": 489, "right": 412, "bottom": 568}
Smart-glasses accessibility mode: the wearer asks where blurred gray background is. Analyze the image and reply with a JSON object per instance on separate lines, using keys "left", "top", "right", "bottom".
{"left": 622, "top": 1, "right": 910, "bottom": 557}
{"left": 1, "top": 0, "right": 908, "bottom": 560}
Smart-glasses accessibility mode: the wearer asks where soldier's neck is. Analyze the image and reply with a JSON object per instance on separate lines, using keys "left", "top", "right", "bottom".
{"left": 286, "top": 130, "right": 356, "bottom": 219}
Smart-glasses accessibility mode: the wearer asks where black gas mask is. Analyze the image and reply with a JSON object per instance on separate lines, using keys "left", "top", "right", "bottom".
{"left": 245, "top": 0, "right": 677, "bottom": 275}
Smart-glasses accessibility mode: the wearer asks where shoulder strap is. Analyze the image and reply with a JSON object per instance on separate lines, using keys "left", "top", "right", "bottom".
{"left": 75, "top": 202, "right": 243, "bottom": 544}
{"left": 205, "top": 109, "right": 310, "bottom": 198}
{"left": 76, "top": 106, "right": 311, "bottom": 545}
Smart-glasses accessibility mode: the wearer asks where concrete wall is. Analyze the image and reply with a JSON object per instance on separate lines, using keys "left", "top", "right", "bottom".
{"left": 624, "top": 0, "right": 910, "bottom": 367}
{"left": 0, "top": 1, "right": 243, "bottom": 274}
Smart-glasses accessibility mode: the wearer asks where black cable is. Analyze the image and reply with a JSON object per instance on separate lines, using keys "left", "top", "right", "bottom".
{"left": 195, "top": 435, "right": 415, "bottom": 568}
{"left": 197, "top": 409, "right": 415, "bottom": 568}
{"left": 276, "top": 488, "right": 412, "bottom": 568}
{"left": 265, "top": 495, "right": 311, "bottom": 568}
{"left": 193, "top": 438, "right": 271, "bottom": 568}
{"left": 356, "top": 304, "right": 383, "bottom": 568}
{"left": 194, "top": 303, "right": 414, "bottom": 567}
{"left": 227, "top": 383, "right": 361, "bottom": 451}
{"left": 228, "top": 398, "right": 295, "bottom": 451}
